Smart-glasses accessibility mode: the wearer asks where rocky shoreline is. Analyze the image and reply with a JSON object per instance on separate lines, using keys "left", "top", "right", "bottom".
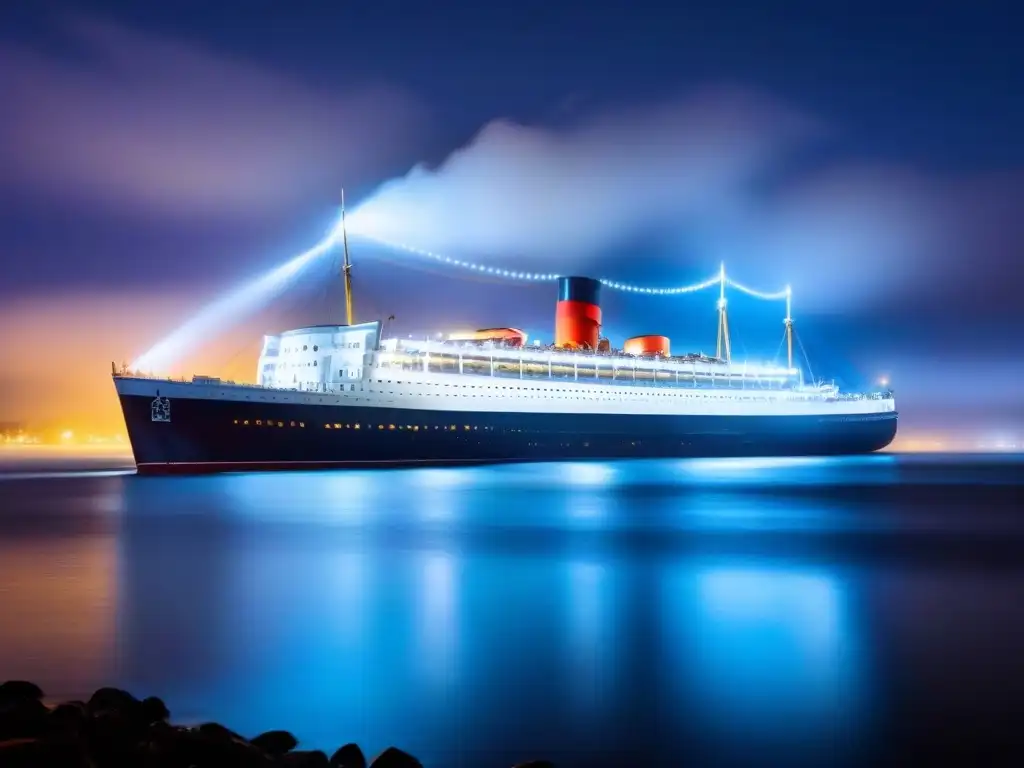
{"left": 0, "top": 681, "right": 552, "bottom": 768}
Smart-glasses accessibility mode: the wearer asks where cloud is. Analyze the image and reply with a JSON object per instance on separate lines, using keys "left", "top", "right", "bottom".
{"left": 0, "top": 17, "right": 426, "bottom": 218}
{"left": 725, "top": 164, "right": 956, "bottom": 309}
{"left": 347, "top": 86, "right": 1024, "bottom": 314}
{"left": 349, "top": 86, "right": 820, "bottom": 258}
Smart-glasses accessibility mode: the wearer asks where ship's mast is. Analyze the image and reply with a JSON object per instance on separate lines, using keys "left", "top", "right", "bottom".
{"left": 784, "top": 285, "right": 793, "bottom": 370}
{"left": 716, "top": 262, "right": 732, "bottom": 363}
{"left": 340, "top": 188, "right": 355, "bottom": 326}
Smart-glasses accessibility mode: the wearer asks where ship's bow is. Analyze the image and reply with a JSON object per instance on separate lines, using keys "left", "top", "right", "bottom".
{"left": 113, "top": 376, "right": 181, "bottom": 469}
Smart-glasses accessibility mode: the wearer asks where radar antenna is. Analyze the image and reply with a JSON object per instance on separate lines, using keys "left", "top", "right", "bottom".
{"left": 340, "top": 188, "right": 355, "bottom": 326}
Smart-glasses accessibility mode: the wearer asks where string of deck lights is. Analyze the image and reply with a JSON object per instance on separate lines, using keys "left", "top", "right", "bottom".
{"left": 367, "top": 237, "right": 560, "bottom": 282}
{"left": 358, "top": 234, "right": 790, "bottom": 301}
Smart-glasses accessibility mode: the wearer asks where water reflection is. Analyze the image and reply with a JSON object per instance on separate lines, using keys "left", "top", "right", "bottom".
{"left": 3, "top": 456, "right": 1024, "bottom": 766}
{"left": 662, "top": 563, "right": 866, "bottom": 764}
{"left": 110, "top": 510, "right": 871, "bottom": 765}
{"left": 564, "top": 561, "right": 616, "bottom": 719}
{"left": 0, "top": 533, "right": 119, "bottom": 698}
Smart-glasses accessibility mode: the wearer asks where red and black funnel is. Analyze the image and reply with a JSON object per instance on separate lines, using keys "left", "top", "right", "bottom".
{"left": 555, "top": 276, "right": 602, "bottom": 349}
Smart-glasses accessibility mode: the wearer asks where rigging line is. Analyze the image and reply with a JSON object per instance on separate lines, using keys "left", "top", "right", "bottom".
{"left": 318, "top": 232, "right": 342, "bottom": 323}
{"left": 773, "top": 332, "right": 786, "bottom": 367}
{"left": 218, "top": 259, "right": 335, "bottom": 377}
{"left": 131, "top": 233, "right": 337, "bottom": 372}
{"left": 795, "top": 330, "right": 816, "bottom": 384}
{"left": 737, "top": 332, "right": 750, "bottom": 364}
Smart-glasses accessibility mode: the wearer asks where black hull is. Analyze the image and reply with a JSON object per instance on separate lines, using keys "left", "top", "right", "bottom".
{"left": 118, "top": 393, "right": 898, "bottom": 475}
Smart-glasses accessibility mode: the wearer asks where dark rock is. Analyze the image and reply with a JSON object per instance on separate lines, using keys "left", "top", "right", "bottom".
{"left": 369, "top": 746, "right": 423, "bottom": 768}
{"left": 252, "top": 729, "right": 299, "bottom": 755}
{"left": 150, "top": 724, "right": 270, "bottom": 768}
{"left": 48, "top": 702, "right": 87, "bottom": 736}
{"left": 198, "top": 721, "right": 245, "bottom": 742}
{"left": 139, "top": 696, "right": 170, "bottom": 724}
{"left": 144, "top": 722, "right": 200, "bottom": 766}
{"left": 0, "top": 738, "right": 44, "bottom": 768}
{"left": 277, "top": 749, "right": 329, "bottom": 768}
{"left": 85, "top": 709, "right": 144, "bottom": 766}
{"left": 0, "top": 681, "right": 44, "bottom": 705}
{"left": 3, "top": 682, "right": 564, "bottom": 768}
{"left": 330, "top": 742, "right": 367, "bottom": 768}
{"left": 40, "top": 737, "right": 91, "bottom": 768}
{"left": 0, "top": 738, "right": 88, "bottom": 768}
{"left": 0, "top": 697, "right": 48, "bottom": 740}
{"left": 87, "top": 687, "right": 140, "bottom": 717}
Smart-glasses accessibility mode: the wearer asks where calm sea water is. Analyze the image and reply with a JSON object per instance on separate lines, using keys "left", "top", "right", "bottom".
{"left": 1, "top": 453, "right": 1023, "bottom": 767}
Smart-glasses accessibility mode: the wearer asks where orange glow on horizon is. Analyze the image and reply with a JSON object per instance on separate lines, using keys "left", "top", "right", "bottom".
{"left": 0, "top": 291, "right": 265, "bottom": 434}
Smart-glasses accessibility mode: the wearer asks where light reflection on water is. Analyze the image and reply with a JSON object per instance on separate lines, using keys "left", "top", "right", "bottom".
{"left": 668, "top": 566, "right": 861, "bottom": 748}
{"left": 0, "top": 455, "right": 1023, "bottom": 766}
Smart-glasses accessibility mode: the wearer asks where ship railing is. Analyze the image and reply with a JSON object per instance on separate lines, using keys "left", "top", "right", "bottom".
{"left": 825, "top": 391, "right": 895, "bottom": 401}
{"left": 393, "top": 339, "right": 798, "bottom": 380}
{"left": 399, "top": 337, "right": 733, "bottom": 365}
{"left": 393, "top": 365, "right": 793, "bottom": 392}
{"left": 120, "top": 372, "right": 285, "bottom": 391}
{"left": 120, "top": 368, "right": 894, "bottom": 403}
{"left": 372, "top": 364, "right": 857, "bottom": 402}
{"left": 378, "top": 348, "right": 799, "bottom": 390}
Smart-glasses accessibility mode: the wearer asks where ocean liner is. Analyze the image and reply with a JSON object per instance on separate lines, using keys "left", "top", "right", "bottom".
{"left": 114, "top": 211, "right": 897, "bottom": 474}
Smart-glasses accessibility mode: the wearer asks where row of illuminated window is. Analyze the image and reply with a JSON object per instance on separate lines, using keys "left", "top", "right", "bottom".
{"left": 233, "top": 419, "right": 306, "bottom": 427}
{"left": 231, "top": 419, "right": 494, "bottom": 432}
{"left": 325, "top": 423, "right": 491, "bottom": 432}
{"left": 282, "top": 341, "right": 363, "bottom": 354}
{"left": 362, "top": 379, "right": 788, "bottom": 402}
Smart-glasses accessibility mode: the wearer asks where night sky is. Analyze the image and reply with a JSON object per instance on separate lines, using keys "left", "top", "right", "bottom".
{"left": 1, "top": 0, "right": 1022, "bottom": 440}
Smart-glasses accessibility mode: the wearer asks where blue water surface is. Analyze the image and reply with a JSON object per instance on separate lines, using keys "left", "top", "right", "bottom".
{"left": 1, "top": 453, "right": 1023, "bottom": 767}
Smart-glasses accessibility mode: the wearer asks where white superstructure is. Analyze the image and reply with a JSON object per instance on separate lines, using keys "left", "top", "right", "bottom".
{"left": 201, "top": 321, "right": 899, "bottom": 419}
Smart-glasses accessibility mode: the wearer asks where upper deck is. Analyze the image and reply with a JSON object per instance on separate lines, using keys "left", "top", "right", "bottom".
{"left": 244, "top": 322, "right": 894, "bottom": 413}
{"left": 383, "top": 337, "right": 802, "bottom": 392}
